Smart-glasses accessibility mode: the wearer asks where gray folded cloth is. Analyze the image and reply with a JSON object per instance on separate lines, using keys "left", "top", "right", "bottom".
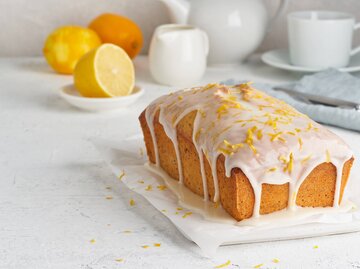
{"left": 225, "top": 69, "right": 360, "bottom": 132}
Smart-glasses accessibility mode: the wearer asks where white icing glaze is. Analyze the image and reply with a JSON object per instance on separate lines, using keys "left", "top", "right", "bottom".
{"left": 146, "top": 162, "right": 356, "bottom": 227}
{"left": 144, "top": 83, "right": 353, "bottom": 220}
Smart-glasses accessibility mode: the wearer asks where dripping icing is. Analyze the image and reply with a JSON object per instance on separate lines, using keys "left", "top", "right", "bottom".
{"left": 144, "top": 83, "right": 353, "bottom": 220}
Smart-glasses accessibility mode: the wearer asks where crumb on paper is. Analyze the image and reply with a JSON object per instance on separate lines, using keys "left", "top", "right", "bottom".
{"left": 105, "top": 196, "right": 113, "bottom": 200}
{"left": 145, "top": 185, "right": 153, "bottom": 191}
{"left": 157, "top": 185, "right": 167, "bottom": 191}
{"left": 253, "top": 263, "right": 264, "bottom": 268}
{"left": 182, "top": 212, "right": 192, "bottom": 218}
{"left": 118, "top": 170, "right": 126, "bottom": 180}
{"left": 115, "top": 258, "right": 124, "bottom": 263}
{"left": 90, "top": 239, "right": 96, "bottom": 244}
{"left": 107, "top": 224, "right": 111, "bottom": 227}
{"left": 154, "top": 243, "right": 161, "bottom": 247}
{"left": 313, "top": 245, "right": 319, "bottom": 249}
{"left": 129, "top": 199, "right": 136, "bottom": 206}
{"left": 122, "top": 230, "right": 132, "bottom": 233}
{"left": 175, "top": 212, "right": 179, "bottom": 215}
{"left": 272, "top": 258, "right": 280, "bottom": 263}
{"left": 141, "top": 245, "right": 150, "bottom": 249}
{"left": 138, "top": 180, "right": 145, "bottom": 184}
{"left": 161, "top": 209, "right": 167, "bottom": 213}
{"left": 106, "top": 186, "right": 112, "bottom": 190}
{"left": 139, "top": 147, "right": 144, "bottom": 157}
{"left": 214, "top": 260, "right": 231, "bottom": 268}
{"left": 213, "top": 202, "right": 220, "bottom": 209}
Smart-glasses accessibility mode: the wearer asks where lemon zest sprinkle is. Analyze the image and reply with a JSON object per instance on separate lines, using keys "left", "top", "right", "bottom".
{"left": 138, "top": 180, "right": 144, "bottom": 184}
{"left": 118, "top": 170, "right": 125, "bottom": 180}
{"left": 129, "top": 199, "right": 136, "bottom": 206}
{"left": 283, "top": 152, "right": 294, "bottom": 174}
{"left": 141, "top": 245, "right": 150, "bottom": 249}
{"left": 157, "top": 185, "right": 167, "bottom": 191}
{"left": 298, "top": 137, "right": 303, "bottom": 150}
{"left": 301, "top": 155, "right": 312, "bottom": 165}
{"left": 214, "top": 260, "right": 231, "bottom": 268}
{"left": 313, "top": 245, "right": 319, "bottom": 249}
{"left": 253, "top": 263, "right": 264, "bottom": 268}
{"left": 145, "top": 185, "right": 152, "bottom": 191}
{"left": 267, "top": 167, "right": 277, "bottom": 172}
{"left": 272, "top": 258, "right": 280, "bottom": 263}
{"left": 90, "top": 239, "right": 96, "bottom": 244}
{"left": 154, "top": 243, "right": 161, "bottom": 247}
{"left": 115, "top": 258, "right": 124, "bottom": 263}
{"left": 326, "top": 150, "right": 331, "bottom": 163}
{"left": 182, "top": 212, "right": 193, "bottom": 218}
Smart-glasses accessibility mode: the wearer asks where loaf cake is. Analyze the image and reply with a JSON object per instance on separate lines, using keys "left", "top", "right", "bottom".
{"left": 139, "top": 83, "right": 354, "bottom": 221}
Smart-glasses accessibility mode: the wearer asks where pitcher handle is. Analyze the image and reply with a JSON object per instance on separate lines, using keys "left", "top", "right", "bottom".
{"left": 350, "top": 22, "right": 360, "bottom": 56}
{"left": 267, "top": 0, "right": 290, "bottom": 32}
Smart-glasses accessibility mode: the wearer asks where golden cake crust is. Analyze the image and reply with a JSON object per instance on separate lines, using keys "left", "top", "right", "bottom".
{"left": 139, "top": 110, "right": 354, "bottom": 221}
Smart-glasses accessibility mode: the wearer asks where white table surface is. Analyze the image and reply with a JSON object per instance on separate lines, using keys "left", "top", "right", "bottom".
{"left": 1, "top": 56, "right": 360, "bottom": 269}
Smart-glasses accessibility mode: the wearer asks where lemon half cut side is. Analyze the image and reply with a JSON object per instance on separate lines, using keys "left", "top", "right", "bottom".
{"left": 74, "top": 43, "right": 135, "bottom": 98}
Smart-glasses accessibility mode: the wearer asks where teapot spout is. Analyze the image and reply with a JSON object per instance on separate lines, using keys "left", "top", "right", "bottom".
{"left": 160, "top": 0, "right": 190, "bottom": 24}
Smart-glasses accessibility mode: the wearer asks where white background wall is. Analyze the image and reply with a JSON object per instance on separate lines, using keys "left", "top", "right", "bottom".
{"left": 1, "top": 0, "right": 360, "bottom": 57}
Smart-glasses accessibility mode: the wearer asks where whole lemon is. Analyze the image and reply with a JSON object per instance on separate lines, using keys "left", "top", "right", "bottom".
{"left": 43, "top": 26, "right": 101, "bottom": 74}
{"left": 89, "top": 13, "right": 143, "bottom": 59}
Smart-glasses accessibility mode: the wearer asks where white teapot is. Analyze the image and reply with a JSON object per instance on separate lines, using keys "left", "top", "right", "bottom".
{"left": 160, "top": 0, "right": 289, "bottom": 65}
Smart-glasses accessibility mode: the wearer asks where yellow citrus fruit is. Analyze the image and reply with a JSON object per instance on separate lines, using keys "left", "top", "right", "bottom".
{"left": 43, "top": 26, "right": 101, "bottom": 74}
{"left": 89, "top": 13, "right": 143, "bottom": 59}
{"left": 74, "top": 43, "right": 135, "bottom": 98}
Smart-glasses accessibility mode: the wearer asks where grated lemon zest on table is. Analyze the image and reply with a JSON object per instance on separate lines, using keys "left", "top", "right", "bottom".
{"left": 145, "top": 185, "right": 153, "bottom": 191}
{"left": 118, "top": 170, "right": 126, "bottom": 180}
{"left": 161, "top": 209, "right": 167, "bottom": 213}
{"left": 154, "top": 243, "right": 161, "bottom": 247}
{"left": 214, "top": 260, "right": 231, "bottom": 268}
{"left": 313, "top": 245, "right": 319, "bottom": 249}
{"left": 182, "top": 212, "right": 193, "bottom": 218}
{"left": 177, "top": 207, "right": 183, "bottom": 211}
{"left": 115, "top": 258, "right": 124, "bottom": 263}
{"left": 157, "top": 185, "right": 167, "bottom": 191}
{"left": 122, "top": 230, "right": 132, "bottom": 233}
{"left": 272, "top": 258, "right": 280, "bottom": 263}
{"left": 141, "top": 245, "right": 149, "bottom": 249}
{"left": 129, "top": 199, "right": 136, "bottom": 206}
{"left": 138, "top": 180, "right": 145, "bottom": 184}
{"left": 253, "top": 263, "right": 264, "bottom": 268}
{"left": 90, "top": 239, "right": 96, "bottom": 244}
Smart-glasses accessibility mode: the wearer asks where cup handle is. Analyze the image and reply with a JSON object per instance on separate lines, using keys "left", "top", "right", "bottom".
{"left": 201, "top": 31, "right": 209, "bottom": 56}
{"left": 350, "top": 22, "right": 360, "bottom": 56}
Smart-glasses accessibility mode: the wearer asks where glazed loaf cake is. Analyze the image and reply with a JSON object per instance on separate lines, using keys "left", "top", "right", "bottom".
{"left": 139, "top": 83, "right": 354, "bottom": 221}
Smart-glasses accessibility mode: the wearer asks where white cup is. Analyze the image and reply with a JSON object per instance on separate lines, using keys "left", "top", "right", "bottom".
{"left": 288, "top": 11, "right": 360, "bottom": 68}
{"left": 149, "top": 24, "right": 209, "bottom": 87}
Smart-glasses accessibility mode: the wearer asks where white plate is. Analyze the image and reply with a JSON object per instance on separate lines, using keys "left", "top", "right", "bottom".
{"left": 261, "top": 49, "right": 360, "bottom": 73}
{"left": 59, "top": 84, "right": 144, "bottom": 112}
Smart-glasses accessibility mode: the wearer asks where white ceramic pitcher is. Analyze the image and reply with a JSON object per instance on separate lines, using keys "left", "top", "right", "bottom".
{"left": 149, "top": 24, "right": 209, "bottom": 86}
{"left": 160, "top": 0, "right": 289, "bottom": 65}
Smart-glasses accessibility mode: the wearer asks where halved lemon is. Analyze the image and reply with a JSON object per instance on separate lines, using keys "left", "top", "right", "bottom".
{"left": 74, "top": 43, "right": 135, "bottom": 97}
